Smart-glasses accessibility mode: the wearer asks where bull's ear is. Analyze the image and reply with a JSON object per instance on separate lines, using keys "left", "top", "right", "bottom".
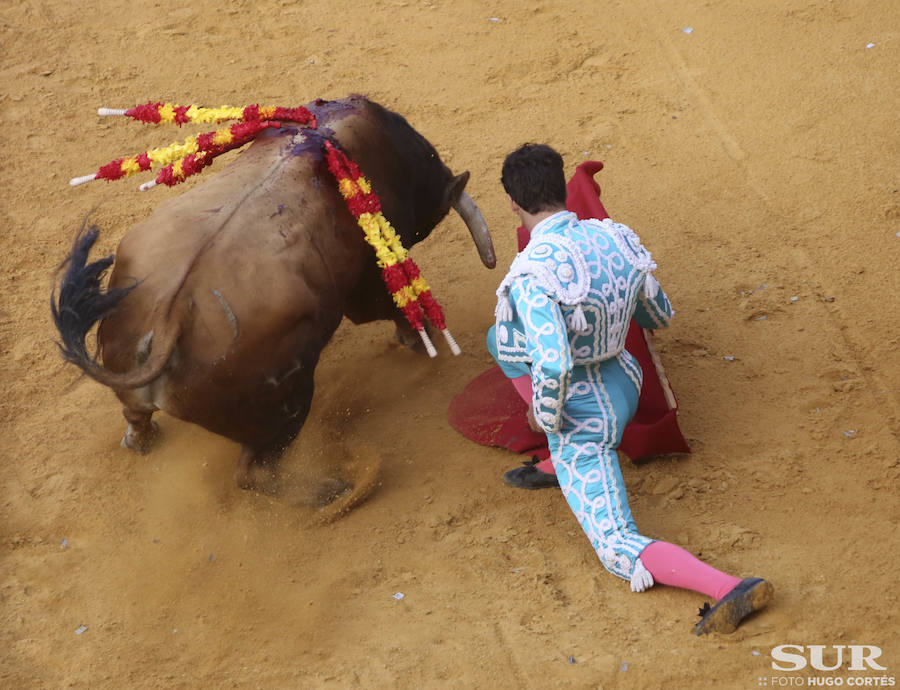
{"left": 444, "top": 171, "right": 470, "bottom": 206}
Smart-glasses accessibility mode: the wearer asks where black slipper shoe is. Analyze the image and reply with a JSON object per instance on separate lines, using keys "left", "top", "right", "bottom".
{"left": 694, "top": 577, "right": 774, "bottom": 635}
{"left": 503, "top": 456, "right": 559, "bottom": 490}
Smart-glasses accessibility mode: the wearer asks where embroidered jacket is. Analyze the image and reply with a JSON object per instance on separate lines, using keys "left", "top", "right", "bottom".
{"left": 494, "top": 211, "right": 673, "bottom": 433}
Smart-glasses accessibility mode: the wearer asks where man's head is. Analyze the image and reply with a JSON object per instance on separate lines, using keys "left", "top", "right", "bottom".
{"left": 501, "top": 143, "right": 567, "bottom": 215}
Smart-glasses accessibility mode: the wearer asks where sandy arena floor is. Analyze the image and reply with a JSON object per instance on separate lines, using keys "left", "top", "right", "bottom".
{"left": 2, "top": 0, "right": 898, "bottom": 687}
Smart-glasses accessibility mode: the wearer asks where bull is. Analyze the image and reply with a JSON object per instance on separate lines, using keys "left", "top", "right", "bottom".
{"left": 52, "top": 95, "right": 495, "bottom": 490}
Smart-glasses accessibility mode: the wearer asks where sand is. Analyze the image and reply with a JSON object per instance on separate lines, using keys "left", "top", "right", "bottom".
{"left": 2, "top": 0, "right": 898, "bottom": 687}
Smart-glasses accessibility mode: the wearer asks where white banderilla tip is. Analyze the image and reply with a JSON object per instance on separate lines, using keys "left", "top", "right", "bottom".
{"left": 69, "top": 173, "right": 97, "bottom": 187}
{"left": 418, "top": 329, "right": 438, "bottom": 358}
{"left": 442, "top": 329, "right": 461, "bottom": 356}
{"left": 97, "top": 108, "right": 127, "bottom": 117}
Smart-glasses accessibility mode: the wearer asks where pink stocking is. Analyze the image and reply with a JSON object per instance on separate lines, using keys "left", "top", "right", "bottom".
{"left": 511, "top": 375, "right": 532, "bottom": 404}
{"left": 514, "top": 371, "right": 740, "bottom": 600}
{"left": 639, "top": 541, "right": 742, "bottom": 600}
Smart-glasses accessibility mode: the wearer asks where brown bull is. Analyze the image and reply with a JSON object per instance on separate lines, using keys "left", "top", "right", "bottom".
{"left": 52, "top": 95, "right": 495, "bottom": 490}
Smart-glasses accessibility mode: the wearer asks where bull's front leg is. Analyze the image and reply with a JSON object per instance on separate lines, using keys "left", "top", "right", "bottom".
{"left": 392, "top": 315, "right": 433, "bottom": 354}
{"left": 344, "top": 267, "right": 434, "bottom": 354}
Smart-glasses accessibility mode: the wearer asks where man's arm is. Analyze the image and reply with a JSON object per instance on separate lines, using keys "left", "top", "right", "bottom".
{"left": 633, "top": 274, "right": 674, "bottom": 329}
{"left": 509, "top": 275, "right": 572, "bottom": 433}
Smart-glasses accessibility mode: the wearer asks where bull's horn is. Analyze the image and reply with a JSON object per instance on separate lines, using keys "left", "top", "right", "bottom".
{"left": 453, "top": 191, "right": 496, "bottom": 269}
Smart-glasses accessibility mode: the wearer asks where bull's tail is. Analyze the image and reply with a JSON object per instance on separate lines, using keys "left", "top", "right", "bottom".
{"left": 51, "top": 222, "right": 178, "bottom": 390}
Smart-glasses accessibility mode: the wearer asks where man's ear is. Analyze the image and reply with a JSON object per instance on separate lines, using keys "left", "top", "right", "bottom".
{"left": 509, "top": 195, "right": 527, "bottom": 220}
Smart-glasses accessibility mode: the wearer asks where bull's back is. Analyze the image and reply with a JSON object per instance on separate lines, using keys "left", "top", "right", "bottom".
{"left": 100, "top": 128, "right": 369, "bottom": 440}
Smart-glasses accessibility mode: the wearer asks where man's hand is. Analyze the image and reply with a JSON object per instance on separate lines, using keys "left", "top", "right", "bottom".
{"left": 527, "top": 403, "right": 543, "bottom": 433}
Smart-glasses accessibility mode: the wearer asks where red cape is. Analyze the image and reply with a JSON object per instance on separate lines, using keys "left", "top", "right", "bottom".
{"left": 448, "top": 161, "right": 690, "bottom": 462}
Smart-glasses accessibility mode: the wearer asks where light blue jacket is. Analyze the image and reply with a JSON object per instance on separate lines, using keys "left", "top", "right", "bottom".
{"left": 493, "top": 211, "right": 673, "bottom": 433}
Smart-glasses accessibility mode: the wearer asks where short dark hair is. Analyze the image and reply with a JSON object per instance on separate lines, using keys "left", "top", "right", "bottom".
{"left": 501, "top": 143, "right": 567, "bottom": 214}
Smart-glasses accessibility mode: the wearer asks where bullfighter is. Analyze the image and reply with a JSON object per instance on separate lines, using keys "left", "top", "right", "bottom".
{"left": 487, "top": 143, "right": 773, "bottom": 635}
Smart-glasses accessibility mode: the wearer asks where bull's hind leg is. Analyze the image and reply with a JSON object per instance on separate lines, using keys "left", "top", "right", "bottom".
{"left": 235, "top": 436, "right": 352, "bottom": 500}
{"left": 234, "top": 416, "right": 314, "bottom": 493}
{"left": 235, "top": 438, "right": 351, "bottom": 503}
{"left": 234, "top": 444, "right": 279, "bottom": 492}
{"left": 234, "top": 370, "right": 316, "bottom": 492}
{"left": 118, "top": 393, "right": 160, "bottom": 455}
{"left": 233, "top": 369, "right": 350, "bottom": 503}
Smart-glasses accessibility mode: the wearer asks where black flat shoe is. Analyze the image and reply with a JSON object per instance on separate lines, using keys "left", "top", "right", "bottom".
{"left": 503, "top": 456, "right": 559, "bottom": 490}
{"left": 694, "top": 577, "right": 774, "bottom": 635}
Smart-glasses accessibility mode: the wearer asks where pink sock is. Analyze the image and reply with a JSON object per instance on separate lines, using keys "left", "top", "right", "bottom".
{"left": 639, "top": 541, "right": 742, "bottom": 600}
{"left": 535, "top": 458, "right": 555, "bottom": 474}
{"left": 511, "top": 375, "right": 532, "bottom": 403}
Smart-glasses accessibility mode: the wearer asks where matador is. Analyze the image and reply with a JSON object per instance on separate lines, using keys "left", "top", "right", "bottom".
{"left": 488, "top": 143, "right": 773, "bottom": 635}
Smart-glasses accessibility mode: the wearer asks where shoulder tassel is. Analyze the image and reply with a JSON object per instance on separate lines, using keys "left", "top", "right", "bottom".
{"left": 570, "top": 304, "right": 589, "bottom": 334}
{"left": 495, "top": 292, "right": 513, "bottom": 323}
{"left": 643, "top": 274, "right": 660, "bottom": 300}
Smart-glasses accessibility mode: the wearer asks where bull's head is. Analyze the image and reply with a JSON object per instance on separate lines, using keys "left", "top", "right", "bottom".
{"left": 350, "top": 98, "right": 495, "bottom": 269}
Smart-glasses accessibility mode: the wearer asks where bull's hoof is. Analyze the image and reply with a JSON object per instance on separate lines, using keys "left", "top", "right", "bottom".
{"left": 235, "top": 463, "right": 278, "bottom": 494}
{"left": 308, "top": 477, "right": 352, "bottom": 507}
{"left": 121, "top": 420, "right": 160, "bottom": 455}
{"left": 393, "top": 324, "right": 420, "bottom": 350}
{"left": 393, "top": 323, "right": 433, "bottom": 354}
